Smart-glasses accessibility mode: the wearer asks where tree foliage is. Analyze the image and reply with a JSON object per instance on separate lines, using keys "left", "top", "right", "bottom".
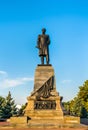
{"left": 0, "top": 91, "right": 17, "bottom": 119}
{"left": 0, "top": 96, "right": 5, "bottom": 118}
{"left": 63, "top": 80, "right": 88, "bottom": 118}
{"left": 17, "top": 103, "right": 27, "bottom": 116}
{"left": 78, "top": 80, "right": 88, "bottom": 112}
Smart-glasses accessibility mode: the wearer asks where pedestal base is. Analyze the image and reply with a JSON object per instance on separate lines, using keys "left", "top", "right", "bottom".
{"left": 24, "top": 65, "right": 80, "bottom": 126}
{"left": 25, "top": 93, "right": 63, "bottom": 118}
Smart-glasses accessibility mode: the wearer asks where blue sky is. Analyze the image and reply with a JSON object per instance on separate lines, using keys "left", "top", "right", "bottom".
{"left": 0, "top": 0, "right": 88, "bottom": 105}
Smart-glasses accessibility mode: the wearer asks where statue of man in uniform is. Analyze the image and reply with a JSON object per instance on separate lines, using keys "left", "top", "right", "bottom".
{"left": 36, "top": 28, "right": 50, "bottom": 65}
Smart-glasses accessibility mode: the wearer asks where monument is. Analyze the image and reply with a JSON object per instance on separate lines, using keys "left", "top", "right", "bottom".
{"left": 24, "top": 28, "right": 64, "bottom": 125}
{"left": 10, "top": 28, "right": 80, "bottom": 127}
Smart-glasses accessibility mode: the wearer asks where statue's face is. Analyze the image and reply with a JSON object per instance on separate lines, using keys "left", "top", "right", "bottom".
{"left": 42, "top": 28, "right": 46, "bottom": 34}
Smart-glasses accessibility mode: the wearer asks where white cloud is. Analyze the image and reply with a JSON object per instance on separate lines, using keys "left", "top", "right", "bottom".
{"left": 0, "top": 71, "right": 7, "bottom": 75}
{"left": 62, "top": 80, "right": 72, "bottom": 84}
{"left": 0, "top": 77, "right": 34, "bottom": 88}
{"left": 21, "top": 77, "right": 34, "bottom": 81}
{"left": 0, "top": 71, "right": 34, "bottom": 89}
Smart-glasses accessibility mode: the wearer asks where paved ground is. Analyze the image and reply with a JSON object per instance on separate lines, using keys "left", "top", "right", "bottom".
{"left": 0, "top": 128, "right": 88, "bottom": 130}
{"left": 0, "top": 121, "right": 88, "bottom": 130}
{"left": 0, "top": 121, "right": 10, "bottom": 127}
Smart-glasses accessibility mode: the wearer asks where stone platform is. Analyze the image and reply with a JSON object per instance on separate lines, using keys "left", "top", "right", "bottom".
{"left": 24, "top": 65, "right": 64, "bottom": 125}
{"left": 10, "top": 116, "right": 80, "bottom": 127}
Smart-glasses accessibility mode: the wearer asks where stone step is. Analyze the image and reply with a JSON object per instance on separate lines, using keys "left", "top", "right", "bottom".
{"left": 28, "top": 119, "right": 64, "bottom": 125}
{"left": 26, "top": 110, "right": 63, "bottom": 119}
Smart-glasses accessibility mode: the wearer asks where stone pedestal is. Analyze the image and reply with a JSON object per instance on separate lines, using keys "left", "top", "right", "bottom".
{"left": 10, "top": 65, "right": 80, "bottom": 127}
{"left": 25, "top": 65, "right": 64, "bottom": 125}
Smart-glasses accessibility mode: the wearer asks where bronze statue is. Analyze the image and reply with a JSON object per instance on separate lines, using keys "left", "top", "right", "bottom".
{"left": 36, "top": 28, "right": 50, "bottom": 65}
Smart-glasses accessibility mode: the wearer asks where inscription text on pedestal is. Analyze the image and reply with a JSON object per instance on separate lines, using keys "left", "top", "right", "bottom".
{"left": 34, "top": 100, "right": 56, "bottom": 110}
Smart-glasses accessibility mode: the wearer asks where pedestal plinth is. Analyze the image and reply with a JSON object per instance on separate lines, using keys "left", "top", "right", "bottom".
{"left": 25, "top": 65, "right": 64, "bottom": 125}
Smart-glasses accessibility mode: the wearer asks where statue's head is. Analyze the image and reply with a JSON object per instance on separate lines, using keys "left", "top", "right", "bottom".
{"left": 42, "top": 28, "right": 46, "bottom": 34}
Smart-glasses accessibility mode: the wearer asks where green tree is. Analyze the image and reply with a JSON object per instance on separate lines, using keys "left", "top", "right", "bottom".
{"left": 63, "top": 80, "right": 88, "bottom": 118}
{"left": 62, "top": 101, "right": 70, "bottom": 115}
{"left": 1, "top": 91, "right": 17, "bottom": 119}
{"left": 0, "top": 96, "right": 5, "bottom": 118}
{"left": 17, "top": 103, "right": 27, "bottom": 116}
{"left": 71, "top": 97, "right": 83, "bottom": 117}
{"left": 78, "top": 80, "right": 88, "bottom": 112}
{"left": 76, "top": 80, "right": 88, "bottom": 118}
